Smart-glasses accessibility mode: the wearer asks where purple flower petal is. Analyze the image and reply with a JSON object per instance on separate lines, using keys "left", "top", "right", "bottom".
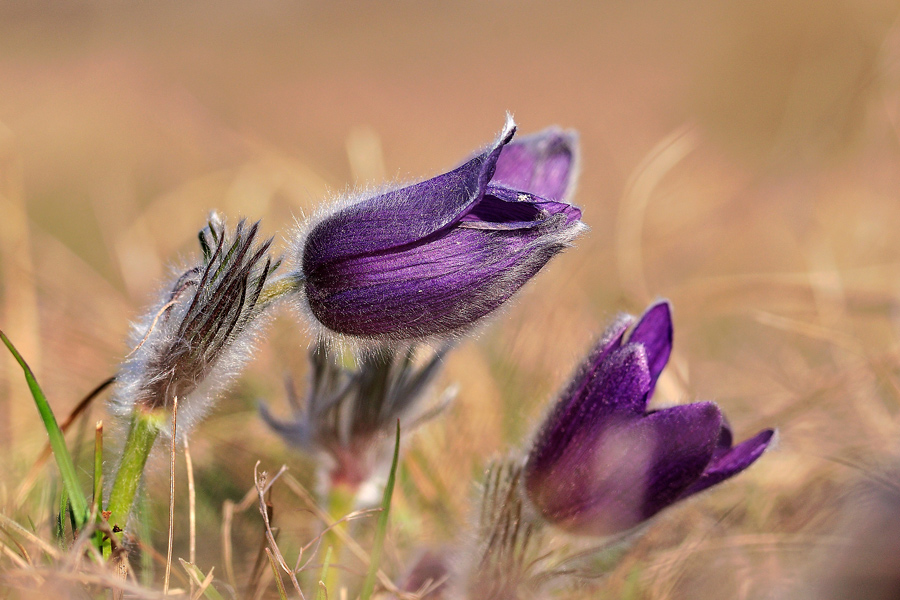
{"left": 303, "top": 119, "right": 516, "bottom": 270}
{"left": 552, "top": 314, "right": 635, "bottom": 415}
{"left": 711, "top": 416, "right": 734, "bottom": 462}
{"left": 524, "top": 345, "right": 651, "bottom": 527}
{"left": 628, "top": 301, "right": 673, "bottom": 396}
{"left": 678, "top": 428, "right": 775, "bottom": 499}
{"left": 305, "top": 217, "right": 574, "bottom": 338}
{"left": 523, "top": 301, "right": 776, "bottom": 538}
{"left": 493, "top": 127, "right": 578, "bottom": 202}
{"left": 638, "top": 402, "right": 723, "bottom": 519}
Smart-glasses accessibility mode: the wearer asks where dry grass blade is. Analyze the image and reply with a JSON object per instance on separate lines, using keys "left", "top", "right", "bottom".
{"left": 254, "top": 462, "right": 305, "bottom": 599}
{"left": 222, "top": 483, "right": 262, "bottom": 591}
{"left": 0, "top": 512, "right": 61, "bottom": 559}
{"left": 0, "top": 541, "right": 31, "bottom": 570}
{"left": 615, "top": 125, "right": 698, "bottom": 303}
{"left": 164, "top": 397, "right": 179, "bottom": 595}
{"left": 281, "top": 474, "right": 410, "bottom": 598}
{"left": 0, "top": 527, "right": 33, "bottom": 568}
{"left": 185, "top": 436, "right": 197, "bottom": 596}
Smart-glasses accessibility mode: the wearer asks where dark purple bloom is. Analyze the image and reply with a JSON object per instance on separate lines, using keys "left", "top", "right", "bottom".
{"left": 524, "top": 301, "right": 775, "bottom": 537}
{"left": 298, "top": 117, "right": 584, "bottom": 340}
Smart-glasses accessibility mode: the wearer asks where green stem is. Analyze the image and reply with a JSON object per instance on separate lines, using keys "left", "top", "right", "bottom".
{"left": 258, "top": 273, "right": 304, "bottom": 306}
{"left": 359, "top": 421, "right": 401, "bottom": 600}
{"left": 106, "top": 410, "right": 163, "bottom": 533}
{"left": 324, "top": 482, "right": 355, "bottom": 594}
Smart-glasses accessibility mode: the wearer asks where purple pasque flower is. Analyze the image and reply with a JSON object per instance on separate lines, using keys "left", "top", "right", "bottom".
{"left": 524, "top": 301, "right": 775, "bottom": 537}
{"left": 298, "top": 116, "right": 584, "bottom": 341}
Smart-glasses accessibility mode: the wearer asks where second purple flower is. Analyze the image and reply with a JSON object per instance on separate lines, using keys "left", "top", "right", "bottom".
{"left": 524, "top": 302, "right": 775, "bottom": 537}
{"left": 296, "top": 117, "right": 584, "bottom": 341}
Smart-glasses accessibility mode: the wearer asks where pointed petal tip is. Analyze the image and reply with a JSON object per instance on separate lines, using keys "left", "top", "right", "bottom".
{"left": 628, "top": 300, "right": 674, "bottom": 393}
{"left": 637, "top": 300, "right": 673, "bottom": 334}
{"left": 757, "top": 428, "right": 778, "bottom": 451}
{"left": 502, "top": 113, "right": 516, "bottom": 137}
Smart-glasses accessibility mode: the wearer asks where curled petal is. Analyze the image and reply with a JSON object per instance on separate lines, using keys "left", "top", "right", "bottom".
{"left": 306, "top": 219, "right": 575, "bottom": 338}
{"left": 493, "top": 127, "right": 578, "bottom": 202}
{"left": 303, "top": 119, "right": 516, "bottom": 270}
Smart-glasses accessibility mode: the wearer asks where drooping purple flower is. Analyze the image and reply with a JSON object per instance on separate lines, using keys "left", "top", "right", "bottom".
{"left": 524, "top": 301, "right": 775, "bottom": 537}
{"left": 297, "top": 117, "right": 584, "bottom": 341}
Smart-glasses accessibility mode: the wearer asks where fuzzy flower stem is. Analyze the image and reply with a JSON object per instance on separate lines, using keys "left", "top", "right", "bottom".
{"left": 107, "top": 409, "right": 165, "bottom": 532}
{"left": 259, "top": 273, "right": 304, "bottom": 306}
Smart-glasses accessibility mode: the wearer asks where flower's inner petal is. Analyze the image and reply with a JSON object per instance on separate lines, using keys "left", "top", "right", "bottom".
{"left": 628, "top": 301, "right": 673, "bottom": 397}
{"left": 303, "top": 120, "right": 516, "bottom": 270}
{"left": 493, "top": 128, "right": 577, "bottom": 202}
{"left": 637, "top": 402, "right": 722, "bottom": 519}
{"left": 678, "top": 428, "right": 775, "bottom": 499}
{"left": 458, "top": 192, "right": 544, "bottom": 226}
{"left": 457, "top": 185, "right": 582, "bottom": 232}
{"left": 712, "top": 417, "right": 734, "bottom": 462}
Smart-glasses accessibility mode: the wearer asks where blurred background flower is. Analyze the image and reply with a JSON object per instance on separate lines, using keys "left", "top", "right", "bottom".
{"left": 260, "top": 341, "right": 451, "bottom": 499}
{"left": 525, "top": 302, "right": 774, "bottom": 537}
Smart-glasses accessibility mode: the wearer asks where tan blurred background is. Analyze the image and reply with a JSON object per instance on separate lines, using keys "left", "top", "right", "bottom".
{"left": 2, "top": 1, "right": 900, "bottom": 597}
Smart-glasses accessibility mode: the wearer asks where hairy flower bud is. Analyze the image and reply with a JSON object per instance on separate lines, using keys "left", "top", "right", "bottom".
{"left": 110, "top": 214, "right": 278, "bottom": 437}
{"left": 296, "top": 116, "right": 584, "bottom": 341}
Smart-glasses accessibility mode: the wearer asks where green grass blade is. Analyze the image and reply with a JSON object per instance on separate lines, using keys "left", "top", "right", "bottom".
{"left": 264, "top": 550, "right": 289, "bottom": 600}
{"left": 180, "top": 560, "right": 227, "bottom": 600}
{"left": 315, "top": 546, "right": 332, "bottom": 600}
{"left": 56, "top": 486, "right": 68, "bottom": 544}
{"left": 359, "top": 420, "right": 401, "bottom": 600}
{"left": 1, "top": 331, "right": 88, "bottom": 529}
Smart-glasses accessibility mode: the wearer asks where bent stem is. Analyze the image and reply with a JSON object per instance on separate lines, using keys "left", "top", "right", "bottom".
{"left": 107, "top": 409, "right": 165, "bottom": 534}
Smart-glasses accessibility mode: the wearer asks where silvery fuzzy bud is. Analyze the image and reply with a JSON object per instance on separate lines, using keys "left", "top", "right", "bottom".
{"left": 110, "top": 214, "right": 278, "bottom": 437}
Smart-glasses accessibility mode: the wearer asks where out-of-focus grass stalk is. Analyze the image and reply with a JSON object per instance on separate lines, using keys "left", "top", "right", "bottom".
{"left": 0, "top": 127, "right": 40, "bottom": 458}
{"left": 93, "top": 420, "right": 108, "bottom": 553}
{"left": 0, "top": 331, "right": 88, "bottom": 530}
{"left": 324, "top": 483, "right": 354, "bottom": 594}
{"left": 106, "top": 409, "right": 165, "bottom": 532}
{"left": 266, "top": 547, "right": 289, "bottom": 600}
{"left": 316, "top": 546, "right": 333, "bottom": 600}
{"left": 360, "top": 421, "right": 401, "bottom": 600}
